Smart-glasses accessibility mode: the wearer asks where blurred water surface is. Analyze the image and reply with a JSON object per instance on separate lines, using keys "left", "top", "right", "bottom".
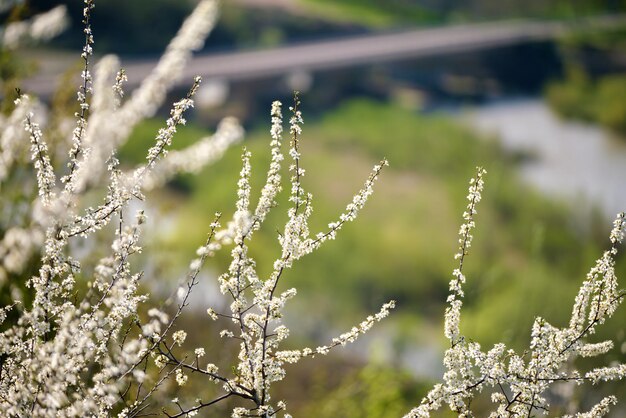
{"left": 467, "top": 99, "right": 626, "bottom": 220}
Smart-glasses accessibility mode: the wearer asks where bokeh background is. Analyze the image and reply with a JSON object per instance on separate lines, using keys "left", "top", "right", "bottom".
{"left": 4, "top": 0, "right": 626, "bottom": 415}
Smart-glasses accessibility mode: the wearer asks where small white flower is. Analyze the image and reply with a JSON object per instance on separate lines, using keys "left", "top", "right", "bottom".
{"left": 206, "top": 363, "right": 218, "bottom": 374}
{"left": 207, "top": 307, "right": 218, "bottom": 320}
{"left": 172, "top": 330, "right": 187, "bottom": 346}
{"left": 175, "top": 369, "right": 188, "bottom": 386}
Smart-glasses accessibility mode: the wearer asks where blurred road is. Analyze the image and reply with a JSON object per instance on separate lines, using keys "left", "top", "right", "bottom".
{"left": 23, "top": 16, "right": 626, "bottom": 97}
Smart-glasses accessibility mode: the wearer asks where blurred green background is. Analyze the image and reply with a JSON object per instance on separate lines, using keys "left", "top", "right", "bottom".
{"left": 3, "top": 0, "right": 626, "bottom": 415}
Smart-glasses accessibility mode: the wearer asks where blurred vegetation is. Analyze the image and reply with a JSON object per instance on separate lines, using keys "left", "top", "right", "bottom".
{"left": 22, "top": 0, "right": 367, "bottom": 54}
{"left": 547, "top": 69, "right": 626, "bottom": 134}
{"left": 547, "top": 26, "right": 626, "bottom": 136}
{"left": 122, "top": 98, "right": 625, "bottom": 354}
{"left": 301, "top": 0, "right": 626, "bottom": 27}
{"left": 296, "top": 363, "right": 429, "bottom": 417}
{"left": 0, "top": 2, "right": 38, "bottom": 113}
{"left": 18, "top": 0, "right": 626, "bottom": 56}
{"left": 119, "top": 97, "right": 626, "bottom": 414}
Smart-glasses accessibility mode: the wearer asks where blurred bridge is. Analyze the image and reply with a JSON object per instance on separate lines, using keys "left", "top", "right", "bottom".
{"left": 23, "top": 16, "right": 626, "bottom": 97}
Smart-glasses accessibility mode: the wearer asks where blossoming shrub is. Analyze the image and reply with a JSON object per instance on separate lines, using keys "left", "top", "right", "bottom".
{"left": 0, "top": 1, "right": 393, "bottom": 416}
{"left": 406, "top": 169, "right": 626, "bottom": 417}
{"left": 1, "top": 1, "right": 625, "bottom": 417}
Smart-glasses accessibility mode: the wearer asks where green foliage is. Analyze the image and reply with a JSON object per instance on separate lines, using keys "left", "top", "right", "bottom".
{"left": 547, "top": 26, "right": 626, "bottom": 136}
{"left": 300, "top": 0, "right": 626, "bottom": 27}
{"left": 300, "top": 0, "right": 439, "bottom": 28}
{"left": 560, "top": 26, "right": 626, "bottom": 50}
{"left": 308, "top": 98, "right": 501, "bottom": 179}
{"left": 119, "top": 118, "right": 207, "bottom": 165}
{"left": 299, "top": 364, "right": 428, "bottom": 418}
{"left": 547, "top": 69, "right": 626, "bottom": 134}
{"left": 594, "top": 75, "right": 626, "bottom": 133}
{"left": 0, "top": 47, "right": 36, "bottom": 113}
{"left": 546, "top": 69, "right": 594, "bottom": 120}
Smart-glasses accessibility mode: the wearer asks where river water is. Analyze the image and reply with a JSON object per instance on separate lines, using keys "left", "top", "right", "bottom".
{"left": 464, "top": 98, "right": 626, "bottom": 221}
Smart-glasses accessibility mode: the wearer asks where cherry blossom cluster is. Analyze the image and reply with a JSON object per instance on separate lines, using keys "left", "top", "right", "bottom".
{"left": 405, "top": 169, "right": 626, "bottom": 418}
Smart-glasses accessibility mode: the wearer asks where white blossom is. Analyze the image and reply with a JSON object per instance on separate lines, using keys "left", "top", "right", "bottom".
{"left": 71, "top": 0, "right": 220, "bottom": 192}
{"left": 404, "top": 170, "right": 626, "bottom": 418}
{"left": 175, "top": 369, "right": 188, "bottom": 386}
{"left": 142, "top": 117, "right": 244, "bottom": 190}
{"left": 172, "top": 330, "right": 187, "bottom": 347}
{"left": 0, "top": 2, "right": 223, "bottom": 416}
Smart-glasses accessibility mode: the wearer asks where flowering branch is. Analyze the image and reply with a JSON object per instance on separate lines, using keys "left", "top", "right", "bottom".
{"left": 63, "top": 0, "right": 95, "bottom": 189}
{"left": 405, "top": 170, "right": 626, "bottom": 418}
{"left": 161, "top": 95, "right": 392, "bottom": 418}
